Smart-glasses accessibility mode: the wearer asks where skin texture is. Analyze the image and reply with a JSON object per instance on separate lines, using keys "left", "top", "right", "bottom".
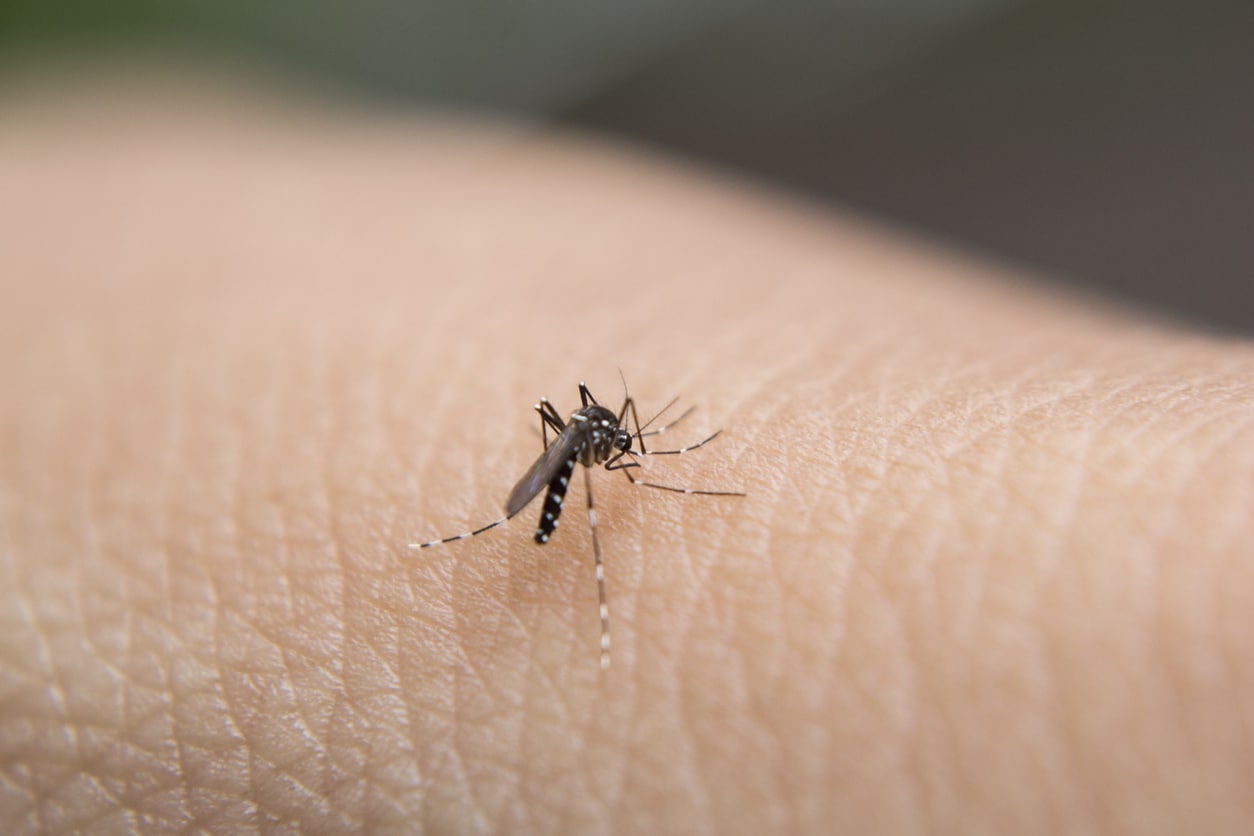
{"left": 2, "top": 71, "right": 1254, "bottom": 834}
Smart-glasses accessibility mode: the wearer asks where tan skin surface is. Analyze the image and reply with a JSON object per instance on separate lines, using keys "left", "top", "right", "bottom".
{"left": 2, "top": 74, "right": 1254, "bottom": 834}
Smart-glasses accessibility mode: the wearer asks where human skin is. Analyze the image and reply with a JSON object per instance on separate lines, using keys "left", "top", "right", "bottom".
{"left": 2, "top": 73, "right": 1253, "bottom": 835}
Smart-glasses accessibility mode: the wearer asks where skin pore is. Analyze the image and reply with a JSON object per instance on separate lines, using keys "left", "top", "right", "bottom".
{"left": 2, "top": 72, "right": 1253, "bottom": 834}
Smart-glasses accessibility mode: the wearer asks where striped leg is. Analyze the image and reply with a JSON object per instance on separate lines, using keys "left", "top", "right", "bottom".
{"left": 535, "top": 397, "right": 566, "bottom": 449}
{"left": 408, "top": 513, "right": 514, "bottom": 549}
{"left": 619, "top": 465, "right": 745, "bottom": 498}
{"left": 638, "top": 429, "right": 726, "bottom": 456}
{"left": 584, "top": 465, "right": 611, "bottom": 670}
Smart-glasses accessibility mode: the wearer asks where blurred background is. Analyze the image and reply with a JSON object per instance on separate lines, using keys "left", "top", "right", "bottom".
{"left": 2, "top": 0, "right": 1250, "bottom": 332}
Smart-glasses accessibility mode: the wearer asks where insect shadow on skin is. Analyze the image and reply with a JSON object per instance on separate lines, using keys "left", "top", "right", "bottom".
{"left": 410, "top": 380, "right": 745, "bottom": 670}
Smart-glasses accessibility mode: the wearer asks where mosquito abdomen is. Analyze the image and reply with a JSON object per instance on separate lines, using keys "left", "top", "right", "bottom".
{"left": 536, "top": 457, "right": 577, "bottom": 544}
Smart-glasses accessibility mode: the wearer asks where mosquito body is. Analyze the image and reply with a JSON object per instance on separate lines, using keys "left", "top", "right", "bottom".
{"left": 410, "top": 381, "right": 743, "bottom": 670}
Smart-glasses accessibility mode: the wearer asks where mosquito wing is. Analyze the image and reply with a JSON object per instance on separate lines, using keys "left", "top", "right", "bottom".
{"left": 506, "top": 427, "right": 583, "bottom": 516}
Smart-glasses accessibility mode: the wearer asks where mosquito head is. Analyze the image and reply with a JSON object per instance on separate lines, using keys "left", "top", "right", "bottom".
{"left": 614, "top": 426, "right": 633, "bottom": 453}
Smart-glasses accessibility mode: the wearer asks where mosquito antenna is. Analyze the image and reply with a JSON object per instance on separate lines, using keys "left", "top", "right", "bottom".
{"left": 634, "top": 395, "right": 678, "bottom": 435}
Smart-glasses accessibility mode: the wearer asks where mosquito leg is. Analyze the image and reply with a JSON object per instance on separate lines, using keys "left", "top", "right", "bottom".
{"left": 624, "top": 396, "right": 648, "bottom": 454}
{"left": 638, "top": 405, "right": 696, "bottom": 439}
{"left": 535, "top": 398, "right": 565, "bottom": 449}
{"left": 638, "top": 429, "right": 726, "bottom": 456}
{"left": 615, "top": 395, "right": 633, "bottom": 437}
{"left": 620, "top": 466, "right": 745, "bottom": 497}
{"left": 539, "top": 398, "right": 565, "bottom": 427}
{"left": 536, "top": 404, "right": 550, "bottom": 450}
{"left": 584, "top": 465, "right": 611, "bottom": 670}
{"left": 604, "top": 451, "right": 641, "bottom": 471}
{"left": 408, "top": 513, "right": 515, "bottom": 549}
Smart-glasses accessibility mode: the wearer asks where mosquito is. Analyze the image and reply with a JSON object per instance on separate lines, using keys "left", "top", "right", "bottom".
{"left": 409, "top": 381, "right": 744, "bottom": 670}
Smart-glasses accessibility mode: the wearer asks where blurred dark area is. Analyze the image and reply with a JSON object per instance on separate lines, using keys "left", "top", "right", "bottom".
{"left": 3, "top": 0, "right": 1251, "bottom": 332}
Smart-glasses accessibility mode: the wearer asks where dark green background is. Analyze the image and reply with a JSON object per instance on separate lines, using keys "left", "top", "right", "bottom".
{"left": 5, "top": 0, "right": 1251, "bottom": 332}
